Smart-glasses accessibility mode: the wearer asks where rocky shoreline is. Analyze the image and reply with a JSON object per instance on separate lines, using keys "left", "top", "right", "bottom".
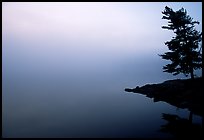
{"left": 125, "top": 77, "right": 203, "bottom": 117}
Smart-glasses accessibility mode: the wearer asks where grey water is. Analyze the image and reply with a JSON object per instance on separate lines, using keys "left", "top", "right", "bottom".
{"left": 2, "top": 42, "right": 202, "bottom": 138}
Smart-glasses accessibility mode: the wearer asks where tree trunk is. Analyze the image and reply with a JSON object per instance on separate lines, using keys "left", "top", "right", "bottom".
{"left": 202, "top": 116, "right": 203, "bottom": 130}
{"left": 190, "top": 64, "right": 194, "bottom": 80}
{"left": 189, "top": 111, "right": 193, "bottom": 123}
{"left": 190, "top": 70, "right": 194, "bottom": 80}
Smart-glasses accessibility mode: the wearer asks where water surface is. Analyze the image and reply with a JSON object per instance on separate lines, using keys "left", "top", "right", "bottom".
{"left": 2, "top": 50, "right": 202, "bottom": 138}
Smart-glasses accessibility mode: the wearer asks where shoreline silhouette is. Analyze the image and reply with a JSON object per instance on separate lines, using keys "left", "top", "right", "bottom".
{"left": 125, "top": 77, "right": 203, "bottom": 138}
{"left": 125, "top": 77, "right": 203, "bottom": 117}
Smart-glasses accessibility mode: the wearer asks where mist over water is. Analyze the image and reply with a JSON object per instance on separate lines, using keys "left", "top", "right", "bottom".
{"left": 2, "top": 2, "right": 202, "bottom": 138}
{"left": 3, "top": 38, "right": 202, "bottom": 138}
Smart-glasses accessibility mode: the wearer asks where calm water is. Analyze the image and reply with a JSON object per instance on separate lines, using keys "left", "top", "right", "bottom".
{"left": 2, "top": 43, "right": 202, "bottom": 138}
{"left": 2, "top": 2, "right": 202, "bottom": 138}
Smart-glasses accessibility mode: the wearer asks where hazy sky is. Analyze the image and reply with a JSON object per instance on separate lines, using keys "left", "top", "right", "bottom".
{"left": 2, "top": 3, "right": 202, "bottom": 137}
{"left": 2, "top": 2, "right": 202, "bottom": 82}
{"left": 3, "top": 2, "right": 202, "bottom": 48}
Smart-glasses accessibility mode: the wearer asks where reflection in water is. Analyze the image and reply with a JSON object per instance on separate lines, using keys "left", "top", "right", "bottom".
{"left": 160, "top": 113, "right": 203, "bottom": 139}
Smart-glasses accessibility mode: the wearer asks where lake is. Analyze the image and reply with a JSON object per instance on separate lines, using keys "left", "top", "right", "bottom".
{"left": 2, "top": 43, "right": 202, "bottom": 138}
{"left": 2, "top": 2, "right": 202, "bottom": 138}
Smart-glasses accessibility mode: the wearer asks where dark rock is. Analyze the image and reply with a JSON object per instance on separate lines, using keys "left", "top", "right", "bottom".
{"left": 124, "top": 88, "right": 133, "bottom": 92}
{"left": 124, "top": 77, "right": 203, "bottom": 117}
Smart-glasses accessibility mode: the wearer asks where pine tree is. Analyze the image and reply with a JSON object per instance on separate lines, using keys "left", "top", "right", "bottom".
{"left": 160, "top": 6, "right": 202, "bottom": 79}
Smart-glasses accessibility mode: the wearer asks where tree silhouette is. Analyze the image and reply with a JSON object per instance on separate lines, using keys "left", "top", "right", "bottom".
{"left": 160, "top": 6, "right": 202, "bottom": 79}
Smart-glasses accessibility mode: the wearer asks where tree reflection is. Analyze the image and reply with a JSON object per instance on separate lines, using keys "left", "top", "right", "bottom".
{"left": 160, "top": 113, "right": 203, "bottom": 139}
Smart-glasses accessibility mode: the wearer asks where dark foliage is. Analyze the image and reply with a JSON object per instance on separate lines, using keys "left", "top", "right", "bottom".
{"left": 160, "top": 6, "right": 202, "bottom": 79}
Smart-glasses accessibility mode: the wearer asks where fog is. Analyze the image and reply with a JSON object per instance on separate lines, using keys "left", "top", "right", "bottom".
{"left": 2, "top": 2, "right": 202, "bottom": 138}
